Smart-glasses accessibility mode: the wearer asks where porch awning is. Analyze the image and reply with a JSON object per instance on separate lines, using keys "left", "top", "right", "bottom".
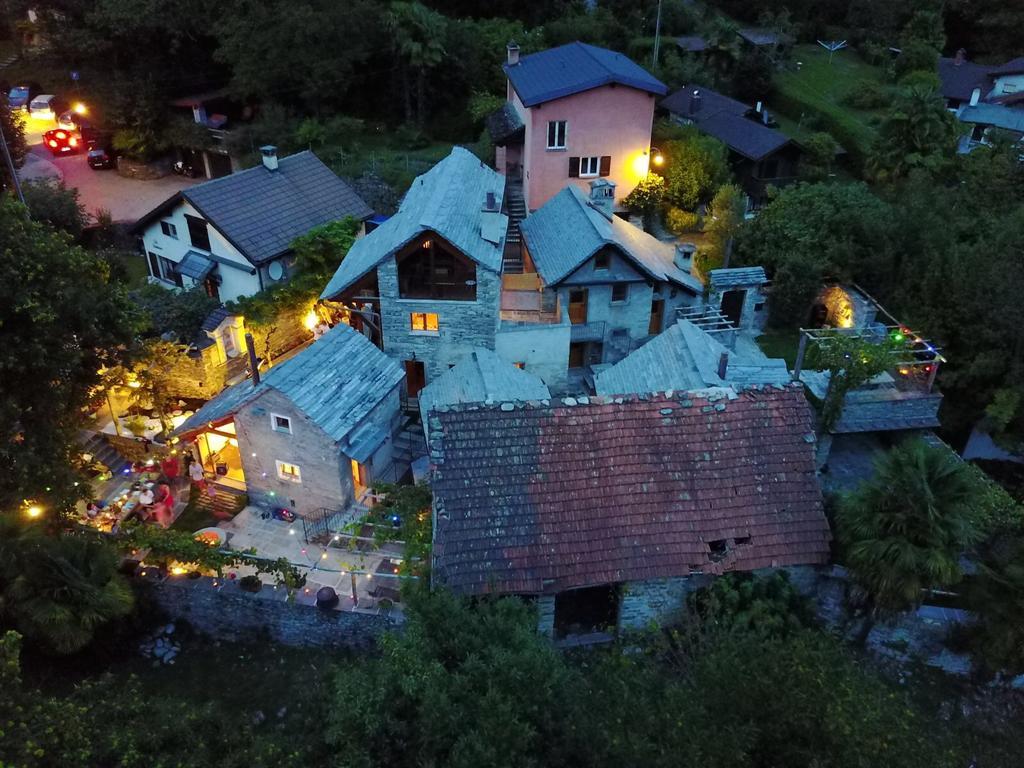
{"left": 176, "top": 250, "right": 216, "bottom": 280}
{"left": 345, "top": 424, "right": 388, "bottom": 464}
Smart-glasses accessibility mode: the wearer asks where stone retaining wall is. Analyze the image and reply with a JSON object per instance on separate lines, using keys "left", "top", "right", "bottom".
{"left": 142, "top": 574, "right": 396, "bottom": 650}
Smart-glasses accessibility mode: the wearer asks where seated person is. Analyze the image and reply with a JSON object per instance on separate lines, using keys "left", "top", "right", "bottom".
{"left": 137, "top": 487, "right": 155, "bottom": 507}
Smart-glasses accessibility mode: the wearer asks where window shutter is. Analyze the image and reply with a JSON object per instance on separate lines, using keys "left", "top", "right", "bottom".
{"left": 599, "top": 155, "right": 611, "bottom": 176}
{"left": 568, "top": 156, "right": 580, "bottom": 177}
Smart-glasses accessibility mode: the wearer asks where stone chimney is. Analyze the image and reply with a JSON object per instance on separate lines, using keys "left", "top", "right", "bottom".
{"left": 689, "top": 89, "right": 702, "bottom": 116}
{"left": 954, "top": 48, "right": 966, "bottom": 66}
{"left": 259, "top": 145, "right": 279, "bottom": 171}
{"left": 717, "top": 352, "right": 729, "bottom": 380}
{"left": 588, "top": 178, "right": 616, "bottom": 220}
{"left": 507, "top": 41, "right": 520, "bottom": 66}
{"left": 674, "top": 242, "right": 697, "bottom": 271}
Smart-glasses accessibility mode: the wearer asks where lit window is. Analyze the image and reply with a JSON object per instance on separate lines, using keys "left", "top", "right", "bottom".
{"left": 410, "top": 312, "right": 439, "bottom": 332}
{"left": 160, "top": 221, "right": 178, "bottom": 238}
{"left": 547, "top": 120, "right": 567, "bottom": 150}
{"left": 513, "top": 362, "right": 526, "bottom": 369}
{"left": 594, "top": 252, "right": 610, "bottom": 271}
{"left": 276, "top": 461, "right": 302, "bottom": 483}
{"left": 579, "top": 156, "right": 599, "bottom": 177}
{"left": 271, "top": 413, "right": 292, "bottom": 434}
{"left": 611, "top": 284, "right": 629, "bottom": 303}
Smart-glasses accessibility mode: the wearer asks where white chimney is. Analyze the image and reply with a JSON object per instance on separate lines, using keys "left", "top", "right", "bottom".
{"left": 588, "top": 178, "right": 616, "bottom": 220}
{"left": 755, "top": 100, "right": 763, "bottom": 113}
{"left": 674, "top": 242, "right": 697, "bottom": 271}
{"left": 260, "top": 145, "right": 279, "bottom": 171}
{"left": 507, "top": 41, "right": 520, "bottom": 66}
{"left": 969, "top": 87, "right": 981, "bottom": 107}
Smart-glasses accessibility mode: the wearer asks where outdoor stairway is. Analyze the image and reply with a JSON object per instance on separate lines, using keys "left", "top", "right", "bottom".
{"left": 79, "top": 430, "right": 131, "bottom": 476}
{"left": 392, "top": 419, "right": 427, "bottom": 463}
{"left": 503, "top": 179, "right": 527, "bottom": 273}
{"left": 189, "top": 482, "right": 247, "bottom": 523}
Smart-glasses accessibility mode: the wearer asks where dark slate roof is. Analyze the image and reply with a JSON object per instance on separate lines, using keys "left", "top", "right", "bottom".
{"left": 504, "top": 41, "right": 667, "bottom": 108}
{"left": 519, "top": 185, "right": 703, "bottom": 292}
{"left": 321, "top": 147, "right": 507, "bottom": 300}
{"left": 661, "top": 85, "right": 791, "bottom": 161}
{"left": 709, "top": 266, "right": 768, "bottom": 289}
{"left": 138, "top": 151, "right": 373, "bottom": 266}
{"left": 831, "top": 389, "right": 943, "bottom": 434}
{"left": 937, "top": 57, "right": 993, "bottom": 101}
{"left": 175, "top": 324, "right": 403, "bottom": 443}
{"left": 192, "top": 305, "right": 231, "bottom": 351}
{"left": 176, "top": 250, "right": 215, "bottom": 280}
{"left": 485, "top": 102, "right": 525, "bottom": 146}
{"left": 428, "top": 387, "right": 831, "bottom": 596}
{"left": 737, "top": 27, "right": 791, "bottom": 47}
{"left": 958, "top": 103, "right": 1024, "bottom": 133}
{"left": 989, "top": 57, "right": 1024, "bottom": 76}
{"left": 676, "top": 35, "right": 709, "bottom": 53}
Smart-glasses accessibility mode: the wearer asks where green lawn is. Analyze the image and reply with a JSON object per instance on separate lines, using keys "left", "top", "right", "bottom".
{"left": 773, "top": 44, "right": 888, "bottom": 163}
{"left": 321, "top": 134, "right": 457, "bottom": 197}
{"left": 755, "top": 327, "right": 803, "bottom": 368}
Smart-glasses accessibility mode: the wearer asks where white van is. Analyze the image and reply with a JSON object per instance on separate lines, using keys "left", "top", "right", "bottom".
{"left": 28, "top": 94, "right": 65, "bottom": 121}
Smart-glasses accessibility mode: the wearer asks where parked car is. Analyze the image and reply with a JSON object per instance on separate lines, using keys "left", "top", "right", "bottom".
{"left": 7, "top": 82, "right": 42, "bottom": 111}
{"left": 43, "top": 128, "right": 83, "bottom": 155}
{"left": 57, "top": 108, "right": 91, "bottom": 132}
{"left": 86, "top": 133, "right": 116, "bottom": 170}
{"left": 28, "top": 94, "right": 65, "bottom": 121}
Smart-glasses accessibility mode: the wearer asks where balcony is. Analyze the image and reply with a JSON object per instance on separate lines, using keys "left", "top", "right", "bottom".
{"left": 500, "top": 274, "right": 562, "bottom": 325}
{"left": 569, "top": 321, "right": 606, "bottom": 343}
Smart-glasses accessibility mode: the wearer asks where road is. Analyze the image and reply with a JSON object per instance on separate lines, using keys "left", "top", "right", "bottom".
{"left": 17, "top": 114, "right": 199, "bottom": 224}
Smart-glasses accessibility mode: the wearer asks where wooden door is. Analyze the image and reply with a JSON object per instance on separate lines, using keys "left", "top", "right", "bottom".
{"left": 649, "top": 299, "right": 664, "bottom": 335}
{"left": 568, "top": 288, "right": 588, "bottom": 324}
{"left": 569, "top": 342, "right": 586, "bottom": 368}
{"left": 405, "top": 360, "right": 426, "bottom": 397}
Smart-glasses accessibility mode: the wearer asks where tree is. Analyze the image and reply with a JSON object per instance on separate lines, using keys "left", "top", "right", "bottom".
{"left": 659, "top": 127, "right": 730, "bottom": 211}
{"left": 21, "top": 179, "right": 88, "bottom": 237}
{"left": 623, "top": 172, "right": 665, "bottom": 230}
{"left": 290, "top": 216, "right": 360, "bottom": 280}
{"left": 963, "top": 533, "right": 1024, "bottom": 674}
{"left": 837, "top": 439, "right": 980, "bottom": 626}
{"left": 808, "top": 333, "right": 902, "bottom": 430}
{"left": 0, "top": 199, "right": 141, "bottom": 515}
{"left": 0, "top": 93, "right": 27, "bottom": 194}
{"left": 387, "top": 1, "right": 448, "bottom": 128}
{"left": 800, "top": 132, "right": 841, "bottom": 180}
{"left": 695, "top": 183, "right": 744, "bottom": 276}
{"left": 868, "top": 86, "right": 962, "bottom": 181}
{"left": 687, "top": 571, "right": 816, "bottom": 639}
{"left": 133, "top": 283, "right": 220, "bottom": 342}
{"left": 0, "top": 519, "right": 134, "bottom": 654}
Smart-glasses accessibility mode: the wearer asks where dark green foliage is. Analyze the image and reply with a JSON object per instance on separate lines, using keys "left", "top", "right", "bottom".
{"left": 657, "top": 125, "right": 730, "bottom": 211}
{"left": 808, "top": 333, "right": 903, "bottom": 430}
{"left": 0, "top": 93, "right": 26, "bottom": 192}
{"left": 799, "top": 131, "right": 842, "bottom": 180}
{"left": 358, "top": 482, "right": 433, "bottom": 573}
{"left": 289, "top": 216, "right": 360, "bottom": 281}
{"left": 0, "top": 198, "right": 142, "bottom": 514}
{"left": 963, "top": 533, "right": 1024, "bottom": 674}
{"left": 133, "top": 283, "right": 220, "bottom": 342}
{"left": 0, "top": 519, "right": 134, "bottom": 654}
{"left": 694, "top": 183, "right": 743, "bottom": 276}
{"left": 687, "top": 572, "right": 816, "bottom": 638}
{"left": 21, "top": 179, "right": 88, "bottom": 237}
{"left": 836, "top": 439, "right": 981, "bottom": 614}
{"left": 868, "top": 86, "right": 962, "bottom": 181}
{"left": 622, "top": 173, "right": 665, "bottom": 230}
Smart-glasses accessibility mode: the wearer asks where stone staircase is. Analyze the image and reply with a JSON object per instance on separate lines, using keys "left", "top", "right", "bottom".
{"left": 392, "top": 419, "right": 427, "bottom": 463}
{"left": 79, "top": 430, "right": 132, "bottom": 476}
{"left": 503, "top": 178, "right": 527, "bottom": 274}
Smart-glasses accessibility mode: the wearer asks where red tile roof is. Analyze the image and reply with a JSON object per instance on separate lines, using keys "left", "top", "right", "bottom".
{"left": 428, "top": 386, "right": 831, "bottom": 595}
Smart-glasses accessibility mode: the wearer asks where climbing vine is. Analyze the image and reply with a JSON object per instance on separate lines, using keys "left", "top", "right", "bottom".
{"left": 808, "top": 333, "right": 902, "bottom": 431}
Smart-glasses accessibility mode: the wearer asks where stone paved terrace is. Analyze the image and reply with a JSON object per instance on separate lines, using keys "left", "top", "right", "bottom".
{"left": 215, "top": 506, "right": 410, "bottom": 618}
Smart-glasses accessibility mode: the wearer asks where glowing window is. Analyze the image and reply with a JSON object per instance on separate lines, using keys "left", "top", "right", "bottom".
{"left": 276, "top": 461, "right": 302, "bottom": 483}
{"left": 410, "top": 312, "right": 439, "bottom": 332}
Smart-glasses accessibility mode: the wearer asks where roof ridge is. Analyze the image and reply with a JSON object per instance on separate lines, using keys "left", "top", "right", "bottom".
{"left": 182, "top": 150, "right": 313, "bottom": 198}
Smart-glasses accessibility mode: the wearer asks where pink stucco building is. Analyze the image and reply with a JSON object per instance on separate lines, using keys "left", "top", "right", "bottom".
{"left": 492, "top": 41, "right": 667, "bottom": 212}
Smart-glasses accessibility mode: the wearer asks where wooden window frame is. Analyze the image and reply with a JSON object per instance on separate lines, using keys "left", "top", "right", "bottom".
{"left": 410, "top": 312, "right": 439, "bottom": 334}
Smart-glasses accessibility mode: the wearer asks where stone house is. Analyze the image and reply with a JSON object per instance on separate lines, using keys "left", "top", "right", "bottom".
{"left": 491, "top": 41, "right": 667, "bottom": 211}
{"left": 134, "top": 148, "right": 373, "bottom": 303}
{"left": 173, "top": 324, "right": 404, "bottom": 515}
{"left": 426, "top": 386, "right": 831, "bottom": 641}
{"left": 518, "top": 181, "right": 704, "bottom": 372}
{"left": 320, "top": 147, "right": 574, "bottom": 397}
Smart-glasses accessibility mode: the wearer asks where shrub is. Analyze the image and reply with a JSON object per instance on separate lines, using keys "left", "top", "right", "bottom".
{"left": 665, "top": 206, "right": 700, "bottom": 235}
{"left": 843, "top": 80, "right": 889, "bottom": 110}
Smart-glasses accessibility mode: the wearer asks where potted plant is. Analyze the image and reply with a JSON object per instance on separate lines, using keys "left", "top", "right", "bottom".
{"left": 239, "top": 574, "right": 262, "bottom": 593}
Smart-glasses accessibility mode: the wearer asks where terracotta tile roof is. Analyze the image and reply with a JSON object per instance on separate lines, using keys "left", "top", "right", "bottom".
{"left": 428, "top": 386, "right": 830, "bottom": 595}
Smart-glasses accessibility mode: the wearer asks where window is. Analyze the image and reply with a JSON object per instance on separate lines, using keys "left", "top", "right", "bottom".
{"left": 513, "top": 362, "right": 526, "bottom": 369}
{"left": 579, "top": 156, "right": 599, "bottom": 177}
{"left": 594, "top": 252, "right": 610, "bottom": 271}
{"left": 546, "top": 120, "right": 567, "bottom": 150}
{"left": 410, "top": 312, "right": 439, "bottom": 333}
{"left": 276, "top": 461, "right": 302, "bottom": 483}
{"left": 611, "top": 284, "right": 629, "bottom": 303}
{"left": 271, "top": 413, "right": 292, "bottom": 434}
{"left": 396, "top": 236, "right": 477, "bottom": 300}
{"left": 147, "top": 251, "right": 160, "bottom": 279}
{"left": 160, "top": 220, "right": 178, "bottom": 238}
{"left": 185, "top": 214, "right": 211, "bottom": 251}
{"left": 159, "top": 256, "right": 183, "bottom": 287}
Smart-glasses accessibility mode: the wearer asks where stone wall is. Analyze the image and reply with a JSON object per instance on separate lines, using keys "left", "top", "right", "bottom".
{"left": 495, "top": 321, "right": 571, "bottom": 394}
{"left": 377, "top": 256, "right": 502, "bottom": 383}
{"left": 143, "top": 574, "right": 394, "bottom": 650}
{"left": 162, "top": 347, "right": 229, "bottom": 401}
{"left": 536, "top": 595, "right": 556, "bottom": 637}
{"left": 616, "top": 575, "right": 712, "bottom": 632}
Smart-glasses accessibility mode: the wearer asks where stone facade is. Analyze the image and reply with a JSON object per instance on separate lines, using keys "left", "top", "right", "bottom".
{"left": 536, "top": 595, "right": 556, "bottom": 637}
{"left": 163, "top": 346, "right": 229, "bottom": 401}
{"left": 144, "top": 574, "right": 395, "bottom": 650}
{"left": 377, "top": 256, "right": 502, "bottom": 383}
{"left": 232, "top": 384, "right": 401, "bottom": 517}
{"left": 494, "top": 321, "right": 571, "bottom": 393}
{"left": 616, "top": 576, "right": 710, "bottom": 632}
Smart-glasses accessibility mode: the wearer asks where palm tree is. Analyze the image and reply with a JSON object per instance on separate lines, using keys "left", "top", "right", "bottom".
{"left": 0, "top": 518, "right": 134, "bottom": 654}
{"left": 836, "top": 439, "right": 980, "bottom": 637}
{"left": 868, "top": 85, "right": 963, "bottom": 181}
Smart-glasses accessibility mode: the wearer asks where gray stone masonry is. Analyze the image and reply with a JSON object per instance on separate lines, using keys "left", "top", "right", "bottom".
{"left": 377, "top": 256, "right": 502, "bottom": 383}
{"left": 537, "top": 595, "right": 556, "bottom": 637}
{"left": 235, "top": 388, "right": 354, "bottom": 517}
{"left": 559, "top": 282, "right": 655, "bottom": 358}
{"left": 617, "top": 576, "right": 711, "bottom": 632}
{"left": 144, "top": 574, "right": 394, "bottom": 650}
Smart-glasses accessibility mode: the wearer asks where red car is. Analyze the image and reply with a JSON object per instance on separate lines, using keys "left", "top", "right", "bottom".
{"left": 43, "top": 128, "right": 82, "bottom": 155}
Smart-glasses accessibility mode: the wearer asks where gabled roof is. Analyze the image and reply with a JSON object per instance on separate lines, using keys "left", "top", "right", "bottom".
{"left": 485, "top": 102, "right": 525, "bottom": 146}
{"left": 661, "top": 85, "right": 791, "bottom": 161}
{"left": 595, "top": 320, "right": 790, "bottom": 396}
{"left": 321, "top": 147, "right": 507, "bottom": 300}
{"left": 504, "top": 41, "right": 667, "bottom": 108}
{"left": 519, "top": 185, "right": 702, "bottom": 292}
{"left": 958, "top": 103, "right": 1024, "bottom": 133}
{"left": 419, "top": 348, "right": 550, "bottom": 425}
{"left": 737, "top": 27, "right": 791, "bottom": 47}
{"left": 937, "top": 57, "right": 993, "bottom": 101}
{"left": 174, "top": 324, "right": 403, "bottom": 443}
{"left": 989, "top": 57, "right": 1024, "bottom": 76}
{"left": 709, "top": 266, "right": 768, "bottom": 289}
{"left": 134, "top": 151, "right": 372, "bottom": 266}
{"left": 428, "top": 387, "right": 831, "bottom": 596}
{"left": 675, "top": 35, "right": 709, "bottom": 53}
